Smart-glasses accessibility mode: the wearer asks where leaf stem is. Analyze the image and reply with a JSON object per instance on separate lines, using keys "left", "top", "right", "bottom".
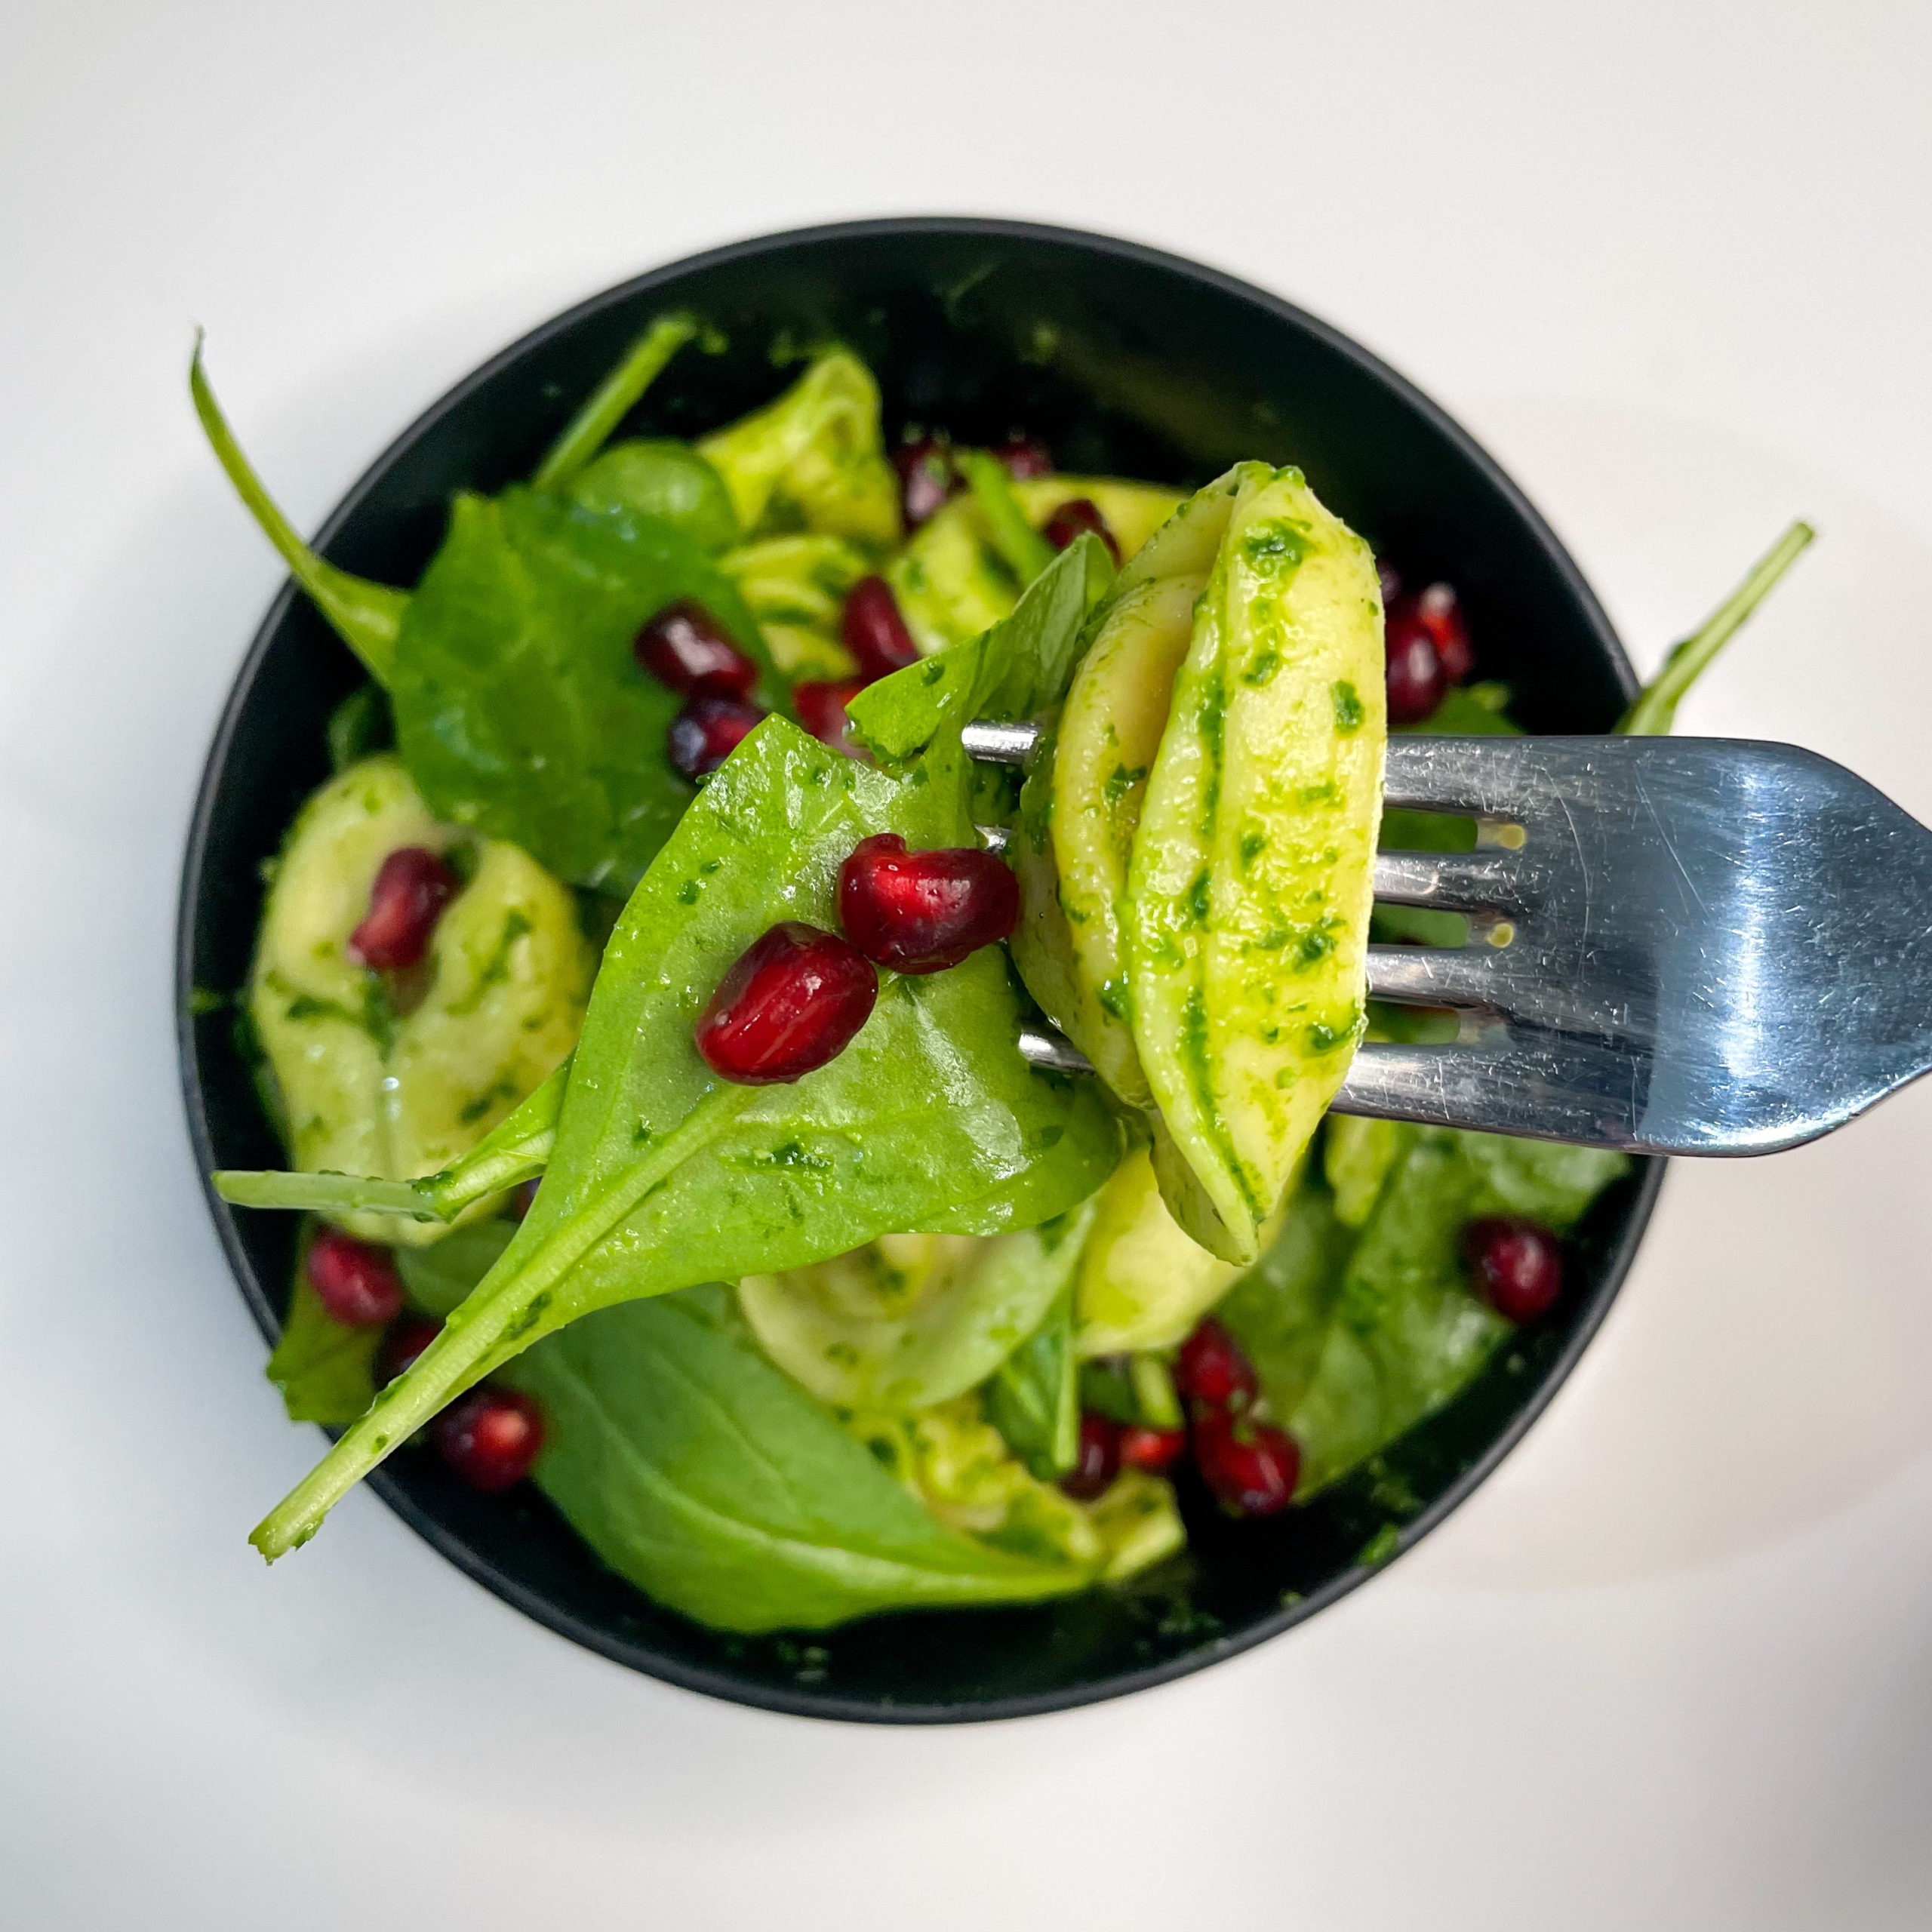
{"left": 531, "top": 313, "right": 701, "bottom": 492}
{"left": 959, "top": 451, "right": 1056, "bottom": 586}
{"left": 249, "top": 1077, "right": 757, "bottom": 1559}
{"left": 189, "top": 335, "right": 410, "bottom": 686}
{"left": 1617, "top": 519, "right": 1815, "bottom": 737}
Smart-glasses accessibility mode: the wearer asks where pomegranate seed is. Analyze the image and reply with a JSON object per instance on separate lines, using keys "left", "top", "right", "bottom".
{"left": 1042, "top": 497, "right": 1120, "bottom": 564}
{"left": 1174, "top": 1318, "right": 1257, "bottom": 1408}
{"left": 892, "top": 437, "right": 958, "bottom": 529}
{"left": 695, "top": 921, "right": 877, "bottom": 1084}
{"left": 512, "top": 1178, "right": 540, "bottom": 1219}
{"left": 1192, "top": 1410, "right": 1300, "bottom": 1515}
{"left": 635, "top": 599, "right": 759, "bottom": 698}
{"left": 375, "top": 1315, "right": 442, "bottom": 1385}
{"left": 349, "top": 847, "right": 458, "bottom": 971}
{"left": 841, "top": 576, "right": 921, "bottom": 681}
{"left": 434, "top": 1387, "right": 543, "bottom": 1492}
{"left": 1464, "top": 1217, "right": 1564, "bottom": 1322}
{"left": 1119, "top": 1424, "right": 1187, "bottom": 1473}
{"left": 667, "top": 693, "right": 764, "bottom": 781}
{"left": 838, "top": 832, "right": 1020, "bottom": 974}
{"left": 1384, "top": 611, "right": 1447, "bottom": 724}
{"left": 306, "top": 1229, "right": 403, "bottom": 1327}
{"left": 990, "top": 435, "right": 1054, "bottom": 480}
{"left": 1060, "top": 1412, "right": 1121, "bottom": 1500}
{"left": 793, "top": 678, "right": 867, "bottom": 755}
{"left": 1414, "top": 582, "right": 1473, "bottom": 683}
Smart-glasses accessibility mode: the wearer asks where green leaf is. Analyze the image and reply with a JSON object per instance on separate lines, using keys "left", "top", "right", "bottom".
{"left": 389, "top": 487, "right": 785, "bottom": 894}
{"left": 958, "top": 450, "right": 1055, "bottom": 584}
{"left": 266, "top": 1231, "right": 382, "bottom": 1426}
{"left": 396, "top": 1217, "right": 518, "bottom": 1316}
{"left": 1617, "top": 520, "right": 1814, "bottom": 735}
{"left": 530, "top": 314, "right": 702, "bottom": 492}
{"left": 503, "top": 1289, "right": 1093, "bottom": 1633}
{"left": 249, "top": 717, "right": 1121, "bottom": 1558}
{"left": 190, "top": 338, "right": 410, "bottom": 685}
{"left": 987, "top": 1281, "right": 1081, "bottom": 1480}
{"left": 325, "top": 685, "right": 392, "bottom": 774}
{"left": 567, "top": 440, "right": 739, "bottom": 552}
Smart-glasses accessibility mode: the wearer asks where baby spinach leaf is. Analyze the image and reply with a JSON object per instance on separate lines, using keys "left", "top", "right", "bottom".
{"left": 503, "top": 1288, "right": 1093, "bottom": 1633}
{"left": 530, "top": 313, "right": 702, "bottom": 492}
{"left": 389, "top": 486, "right": 783, "bottom": 894}
{"left": 325, "top": 685, "right": 392, "bottom": 774}
{"left": 249, "top": 718, "right": 1120, "bottom": 1558}
{"left": 191, "top": 340, "right": 410, "bottom": 685}
{"left": 266, "top": 1229, "right": 383, "bottom": 1426}
{"left": 568, "top": 440, "right": 739, "bottom": 552}
{"left": 987, "top": 1284, "right": 1081, "bottom": 1480}
{"left": 396, "top": 1217, "right": 518, "bottom": 1316}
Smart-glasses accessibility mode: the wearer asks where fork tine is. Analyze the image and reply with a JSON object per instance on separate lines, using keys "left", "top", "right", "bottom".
{"left": 1371, "top": 849, "right": 1523, "bottom": 912}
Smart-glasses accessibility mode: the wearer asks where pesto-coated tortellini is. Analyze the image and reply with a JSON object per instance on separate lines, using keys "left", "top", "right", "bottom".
{"left": 248, "top": 755, "right": 593, "bottom": 1245}
{"left": 717, "top": 532, "right": 870, "bottom": 680}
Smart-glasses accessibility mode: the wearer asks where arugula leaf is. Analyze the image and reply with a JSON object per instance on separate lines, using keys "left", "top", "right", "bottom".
{"left": 248, "top": 716, "right": 1120, "bottom": 1558}
{"left": 190, "top": 339, "right": 410, "bottom": 685}
{"left": 530, "top": 313, "right": 702, "bottom": 492}
{"left": 266, "top": 1229, "right": 383, "bottom": 1426}
{"left": 504, "top": 1289, "right": 1093, "bottom": 1632}
{"left": 389, "top": 487, "right": 783, "bottom": 894}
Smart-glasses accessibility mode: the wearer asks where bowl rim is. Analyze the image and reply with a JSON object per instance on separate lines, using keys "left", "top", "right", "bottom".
{"left": 177, "top": 214, "right": 1663, "bottom": 1724}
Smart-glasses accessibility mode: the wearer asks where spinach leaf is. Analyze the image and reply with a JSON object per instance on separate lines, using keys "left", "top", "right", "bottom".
{"left": 530, "top": 313, "right": 702, "bottom": 493}
{"left": 568, "top": 441, "right": 739, "bottom": 552}
{"left": 396, "top": 1217, "right": 518, "bottom": 1316}
{"left": 325, "top": 685, "right": 391, "bottom": 774}
{"left": 504, "top": 1288, "right": 1092, "bottom": 1632}
{"left": 987, "top": 1282, "right": 1080, "bottom": 1480}
{"left": 390, "top": 487, "right": 784, "bottom": 894}
{"left": 266, "top": 1229, "right": 382, "bottom": 1425}
{"left": 958, "top": 450, "right": 1055, "bottom": 585}
{"left": 191, "top": 340, "right": 410, "bottom": 685}
{"left": 249, "top": 715, "right": 1121, "bottom": 1558}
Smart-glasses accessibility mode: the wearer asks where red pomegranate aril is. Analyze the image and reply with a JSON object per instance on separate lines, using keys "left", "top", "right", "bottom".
{"left": 1464, "top": 1216, "right": 1564, "bottom": 1322}
{"left": 1060, "top": 1412, "right": 1121, "bottom": 1501}
{"left": 375, "top": 1315, "right": 442, "bottom": 1385}
{"left": 1119, "top": 1424, "right": 1187, "bottom": 1474}
{"left": 1415, "top": 582, "right": 1473, "bottom": 683}
{"left": 1192, "top": 1410, "right": 1300, "bottom": 1516}
{"left": 667, "top": 693, "right": 764, "bottom": 781}
{"left": 434, "top": 1388, "right": 544, "bottom": 1493}
{"left": 635, "top": 599, "right": 759, "bottom": 698}
{"left": 838, "top": 832, "right": 1020, "bottom": 974}
{"left": 695, "top": 921, "right": 878, "bottom": 1085}
{"left": 990, "top": 435, "right": 1054, "bottom": 480}
{"left": 1043, "top": 497, "right": 1120, "bottom": 564}
{"left": 1384, "top": 611, "right": 1447, "bottom": 724}
{"left": 306, "top": 1228, "right": 404, "bottom": 1327}
{"left": 792, "top": 678, "right": 867, "bottom": 755}
{"left": 892, "top": 437, "right": 958, "bottom": 529}
{"left": 349, "top": 846, "right": 459, "bottom": 971}
{"left": 1174, "top": 1318, "right": 1257, "bottom": 1408}
{"left": 840, "top": 575, "right": 921, "bottom": 681}
{"left": 512, "top": 1177, "right": 541, "bottom": 1219}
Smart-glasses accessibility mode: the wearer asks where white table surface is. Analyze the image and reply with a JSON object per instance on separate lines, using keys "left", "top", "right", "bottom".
{"left": 5, "top": 3, "right": 1929, "bottom": 1925}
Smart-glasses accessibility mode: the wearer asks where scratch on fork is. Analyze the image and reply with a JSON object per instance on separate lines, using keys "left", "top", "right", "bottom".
{"left": 1635, "top": 768, "right": 1706, "bottom": 915}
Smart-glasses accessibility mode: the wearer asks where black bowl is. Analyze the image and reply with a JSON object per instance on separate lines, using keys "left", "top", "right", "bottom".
{"left": 179, "top": 217, "right": 1660, "bottom": 1723}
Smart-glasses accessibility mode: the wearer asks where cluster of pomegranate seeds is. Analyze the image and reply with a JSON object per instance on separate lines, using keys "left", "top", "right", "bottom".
{"left": 349, "top": 847, "right": 459, "bottom": 971}
{"left": 1060, "top": 1412, "right": 1123, "bottom": 1500}
{"left": 989, "top": 435, "right": 1054, "bottom": 480}
{"left": 892, "top": 437, "right": 958, "bottom": 529}
{"left": 1043, "top": 497, "right": 1120, "bottom": 565}
{"left": 695, "top": 920, "right": 878, "bottom": 1085}
{"left": 667, "top": 693, "right": 764, "bottom": 781}
{"left": 1380, "top": 566, "right": 1475, "bottom": 725}
{"left": 635, "top": 599, "right": 760, "bottom": 698}
{"left": 307, "top": 1229, "right": 404, "bottom": 1327}
{"left": 838, "top": 832, "right": 1020, "bottom": 974}
{"left": 374, "top": 1315, "right": 442, "bottom": 1385}
{"left": 1192, "top": 1408, "right": 1301, "bottom": 1515}
{"left": 1119, "top": 1424, "right": 1186, "bottom": 1473}
{"left": 434, "top": 1387, "right": 545, "bottom": 1492}
{"left": 841, "top": 575, "right": 921, "bottom": 680}
{"left": 1463, "top": 1216, "right": 1564, "bottom": 1322}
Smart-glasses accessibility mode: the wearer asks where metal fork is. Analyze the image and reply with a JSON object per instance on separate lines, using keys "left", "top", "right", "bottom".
{"left": 964, "top": 724, "right": 1932, "bottom": 1155}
